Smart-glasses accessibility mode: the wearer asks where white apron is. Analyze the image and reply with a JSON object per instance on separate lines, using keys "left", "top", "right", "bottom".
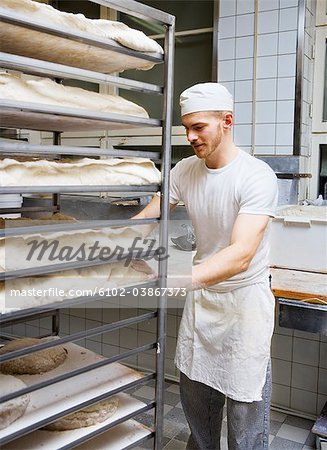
{"left": 175, "top": 279, "right": 275, "bottom": 402}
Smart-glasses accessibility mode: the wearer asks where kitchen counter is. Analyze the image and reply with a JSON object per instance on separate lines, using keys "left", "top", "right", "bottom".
{"left": 271, "top": 267, "right": 327, "bottom": 304}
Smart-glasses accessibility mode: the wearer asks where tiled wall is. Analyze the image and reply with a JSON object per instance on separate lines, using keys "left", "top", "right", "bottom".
{"left": 272, "top": 310, "right": 327, "bottom": 417}
{"left": 218, "top": 0, "right": 300, "bottom": 156}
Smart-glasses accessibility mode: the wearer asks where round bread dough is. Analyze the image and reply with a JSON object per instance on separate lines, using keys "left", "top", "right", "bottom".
{"left": 44, "top": 397, "right": 119, "bottom": 431}
{"left": 0, "top": 337, "right": 67, "bottom": 375}
{"left": 0, "top": 374, "right": 30, "bottom": 430}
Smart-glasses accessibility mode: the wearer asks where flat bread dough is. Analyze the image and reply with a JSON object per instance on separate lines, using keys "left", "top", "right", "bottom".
{"left": 44, "top": 397, "right": 119, "bottom": 431}
{"left": 0, "top": 219, "right": 153, "bottom": 314}
{"left": 0, "top": 156, "right": 160, "bottom": 187}
{"left": 0, "top": 72, "right": 149, "bottom": 118}
{"left": 0, "top": 0, "right": 163, "bottom": 54}
{"left": 0, "top": 216, "right": 151, "bottom": 271}
{"left": 0, "top": 221, "right": 149, "bottom": 271}
{"left": 0, "top": 259, "right": 150, "bottom": 313}
{"left": 0, "top": 374, "right": 30, "bottom": 430}
{"left": 0, "top": 337, "right": 68, "bottom": 375}
{"left": 0, "top": 0, "right": 162, "bottom": 73}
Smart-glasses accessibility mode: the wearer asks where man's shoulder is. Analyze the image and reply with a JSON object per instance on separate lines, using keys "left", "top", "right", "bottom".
{"left": 173, "top": 155, "right": 199, "bottom": 171}
{"left": 238, "top": 150, "right": 276, "bottom": 176}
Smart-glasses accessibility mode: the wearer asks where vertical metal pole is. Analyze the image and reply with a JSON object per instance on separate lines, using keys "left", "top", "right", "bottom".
{"left": 211, "top": 0, "right": 219, "bottom": 82}
{"left": 52, "top": 81, "right": 62, "bottom": 333}
{"left": 293, "top": 0, "right": 305, "bottom": 156}
{"left": 154, "top": 17, "right": 175, "bottom": 450}
{"left": 53, "top": 115, "right": 62, "bottom": 213}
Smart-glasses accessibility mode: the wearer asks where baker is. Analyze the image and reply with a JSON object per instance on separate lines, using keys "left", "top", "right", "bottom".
{"left": 133, "top": 82, "right": 278, "bottom": 449}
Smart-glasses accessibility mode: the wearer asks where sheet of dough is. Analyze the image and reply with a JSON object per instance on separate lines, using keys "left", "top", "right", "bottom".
{"left": 0, "top": 221, "right": 153, "bottom": 272}
{"left": 0, "top": 156, "right": 160, "bottom": 187}
{"left": 0, "top": 260, "right": 149, "bottom": 313}
{"left": 0, "top": 72, "right": 148, "bottom": 118}
{"left": 0, "top": 0, "right": 163, "bottom": 72}
{"left": 1, "top": 0, "right": 163, "bottom": 54}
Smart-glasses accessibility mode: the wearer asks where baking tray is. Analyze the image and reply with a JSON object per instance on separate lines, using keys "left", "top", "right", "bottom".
{"left": 0, "top": 100, "right": 160, "bottom": 133}
{"left": 0, "top": 52, "right": 163, "bottom": 95}
{"left": 74, "top": 419, "right": 153, "bottom": 450}
{"left": 0, "top": 343, "right": 147, "bottom": 444}
{"left": 0, "top": 10, "right": 163, "bottom": 74}
{"left": 2, "top": 400, "right": 152, "bottom": 450}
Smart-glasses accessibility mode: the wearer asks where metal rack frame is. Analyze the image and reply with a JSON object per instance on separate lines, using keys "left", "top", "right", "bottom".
{"left": 0, "top": 1, "right": 175, "bottom": 448}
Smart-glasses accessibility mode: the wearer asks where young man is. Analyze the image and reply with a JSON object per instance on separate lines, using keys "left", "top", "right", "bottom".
{"left": 134, "top": 83, "right": 278, "bottom": 449}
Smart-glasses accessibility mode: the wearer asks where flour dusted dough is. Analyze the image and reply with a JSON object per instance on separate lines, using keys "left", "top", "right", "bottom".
{"left": 0, "top": 374, "right": 30, "bottom": 430}
{"left": 0, "top": 0, "right": 162, "bottom": 72}
{"left": 0, "top": 217, "right": 149, "bottom": 271}
{"left": 0, "top": 72, "right": 149, "bottom": 118}
{"left": 44, "top": 397, "right": 119, "bottom": 431}
{"left": 0, "top": 260, "right": 150, "bottom": 313}
{"left": 93, "top": 20, "right": 163, "bottom": 53}
{"left": 0, "top": 219, "right": 155, "bottom": 313}
{"left": 0, "top": 0, "right": 162, "bottom": 54}
{"left": 0, "top": 337, "right": 67, "bottom": 374}
{"left": 0, "top": 156, "right": 160, "bottom": 187}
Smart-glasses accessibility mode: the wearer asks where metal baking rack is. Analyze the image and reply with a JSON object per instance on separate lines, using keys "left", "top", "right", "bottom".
{"left": 1, "top": 248, "right": 159, "bottom": 281}
{"left": 0, "top": 0, "right": 175, "bottom": 448}
{"left": 0, "top": 141, "right": 162, "bottom": 160}
{"left": 0, "top": 52, "right": 163, "bottom": 95}
{"left": 0, "top": 218, "right": 159, "bottom": 238}
{"left": 0, "top": 184, "right": 160, "bottom": 194}
{"left": 1, "top": 279, "right": 158, "bottom": 325}
{"left": 0, "top": 342, "right": 157, "bottom": 447}
{"left": 0, "top": 100, "right": 161, "bottom": 133}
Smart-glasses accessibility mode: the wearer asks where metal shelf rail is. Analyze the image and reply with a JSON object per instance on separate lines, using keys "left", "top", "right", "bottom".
{"left": 0, "top": 218, "right": 160, "bottom": 238}
{"left": 0, "top": 185, "right": 160, "bottom": 194}
{"left": 0, "top": 52, "right": 163, "bottom": 95}
{"left": 0, "top": 0, "right": 175, "bottom": 448}
{"left": 0, "top": 100, "right": 161, "bottom": 132}
{"left": 0, "top": 141, "right": 162, "bottom": 160}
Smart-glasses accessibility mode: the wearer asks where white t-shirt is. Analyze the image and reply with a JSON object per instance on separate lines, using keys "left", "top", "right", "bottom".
{"left": 170, "top": 149, "right": 278, "bottom": 290}
{"left": 170, "top": 149, "right": 279, "bottom": 401}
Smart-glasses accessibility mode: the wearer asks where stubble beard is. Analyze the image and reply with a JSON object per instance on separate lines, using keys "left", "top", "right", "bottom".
{"left": 194, "top": 126, "right": 222, "bottom": 160}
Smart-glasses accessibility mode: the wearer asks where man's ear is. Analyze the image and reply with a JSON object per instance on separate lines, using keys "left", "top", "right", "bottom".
{"left": 223, "top": 112, "right": 233, "bottom": 129}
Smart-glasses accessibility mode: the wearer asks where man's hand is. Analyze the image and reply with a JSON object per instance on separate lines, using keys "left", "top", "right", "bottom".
{"left": 130, "top": 259, "right": 158, "bottom": 279}
{"left": 131, "top": 259, "right": 196, "bottom": 291}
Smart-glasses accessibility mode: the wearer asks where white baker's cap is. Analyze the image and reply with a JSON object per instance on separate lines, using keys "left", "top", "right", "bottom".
{"left": 180, "top": 82, "right": 233, "bottom": 116}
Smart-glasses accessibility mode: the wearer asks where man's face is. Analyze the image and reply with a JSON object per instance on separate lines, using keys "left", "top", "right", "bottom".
{"left": 182, "top": 111, "right": 224, "bottom": 160}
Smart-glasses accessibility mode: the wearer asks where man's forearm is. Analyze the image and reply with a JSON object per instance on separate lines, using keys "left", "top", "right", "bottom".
{"left": 167, "top": 242, "right": 250, "bottom": 292}
{"left": 131, "top": 195, "right": 161, "bottom": 238}
{"left": 190, "top": 214, "right": 269, "bottom": 290}
{"left": 191, "top": 242, "right": 251, "bottom": 290}
{"left": 132, "top": 195, "right": 161, "bottom": 220}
